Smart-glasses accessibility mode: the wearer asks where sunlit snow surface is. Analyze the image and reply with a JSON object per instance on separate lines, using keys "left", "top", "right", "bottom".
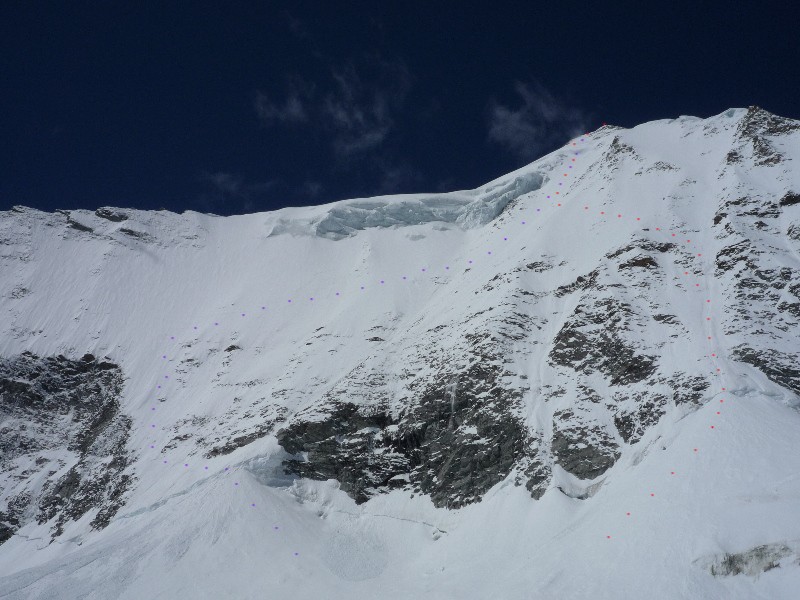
{"left": 1, "top": 107, "right": 800, "bottom": 599}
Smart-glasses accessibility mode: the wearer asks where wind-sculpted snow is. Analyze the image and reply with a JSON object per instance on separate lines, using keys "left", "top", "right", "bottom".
{"left": 1, "top": 107, "right": 800, "bottom": 599}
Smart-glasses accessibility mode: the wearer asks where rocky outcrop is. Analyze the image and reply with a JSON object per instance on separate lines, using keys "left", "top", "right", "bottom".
{"left": 731, "top": 346, "right": 800, "bottom": 395}
{"left": 552, "top": 409, "right": 620, "bottom": 479}
{"left": 0, "top": 352, "right": 133, "bottom": 542}
{"left": 603, "top": 135, "right": 641, "bottom": 171}
{"left": 702, "top": 542, "right": 797, "bottom": 578}
{"left": 94, "top": 208, "right": 129, "bottom": 222}
{"left": 277, "top": 337, "right": 536, "bottom": 508}
{"left": 611, "top": 391, "right": 669, "bottom": 444}
{"left": 274, "top": 293, "right": 548, "bottom": 509}
{"left": 203, "top": 406, "right": 288, "bottom": 458}
{"left": 736, "top": 106, "right": 800, "bottom": 166}
{"left": 779, "top": 192, "right": 800, "bottom": 207}
{"left": 550, "top": 298, "right": 658, "bottom": 386}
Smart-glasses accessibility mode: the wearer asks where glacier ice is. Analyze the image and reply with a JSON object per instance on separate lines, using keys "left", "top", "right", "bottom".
{"left": 268, "top": 171, "right": 546, "bottom": 240}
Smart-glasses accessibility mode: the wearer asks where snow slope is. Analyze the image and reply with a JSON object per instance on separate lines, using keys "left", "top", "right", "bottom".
{"left": 1, "top": 106, "right": 799, "bottom": 599}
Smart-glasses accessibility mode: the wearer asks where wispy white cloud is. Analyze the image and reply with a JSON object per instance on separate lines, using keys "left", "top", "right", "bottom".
{"left": 488, "top": 81, "right": 587, "bottom": 161}
{"left": 200, "top": 171, "right": 275, "bottom": 213}
{"left": 284, "top": 11, "right": 310, "bottom": 40}
{"left": 374, "top": 158, "right": 422, "bottom": 195}
{"left": 254, "top": 90, "right": 309, "bottom": 126}
{"left": 299, "top": 180, "right": 323, "bottom": 199}
{"left": 252, "top": 56, "right": 420, "bottom": 197}
{"left": 205, "top": 171, "right": 242, "bottom": 195}
{"left": 322, "top": 59, "right": 410, "bottom": 157}
{"left": 254, "top": 56, "right": 411, "bottom": 159}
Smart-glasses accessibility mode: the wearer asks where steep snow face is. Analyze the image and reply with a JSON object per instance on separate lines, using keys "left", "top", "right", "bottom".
{"left": 1, "top": 106, "right": 800, "bottom": 599}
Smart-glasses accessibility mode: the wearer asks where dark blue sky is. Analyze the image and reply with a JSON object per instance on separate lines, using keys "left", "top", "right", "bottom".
{"left": 2, "top": 1, "right": 798, "bottom": 215}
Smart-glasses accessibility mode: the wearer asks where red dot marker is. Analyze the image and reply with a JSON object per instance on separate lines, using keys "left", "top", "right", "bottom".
{"left": 626, "top": 512, "right": 631, "bottom": 516}
{"left": 650, "top": 493, "right": 655, "bottom": 497}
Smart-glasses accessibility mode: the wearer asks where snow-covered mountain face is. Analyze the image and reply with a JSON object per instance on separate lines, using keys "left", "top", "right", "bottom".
{"left": 1, "top": 106, "right": 800, "bottom": 599}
